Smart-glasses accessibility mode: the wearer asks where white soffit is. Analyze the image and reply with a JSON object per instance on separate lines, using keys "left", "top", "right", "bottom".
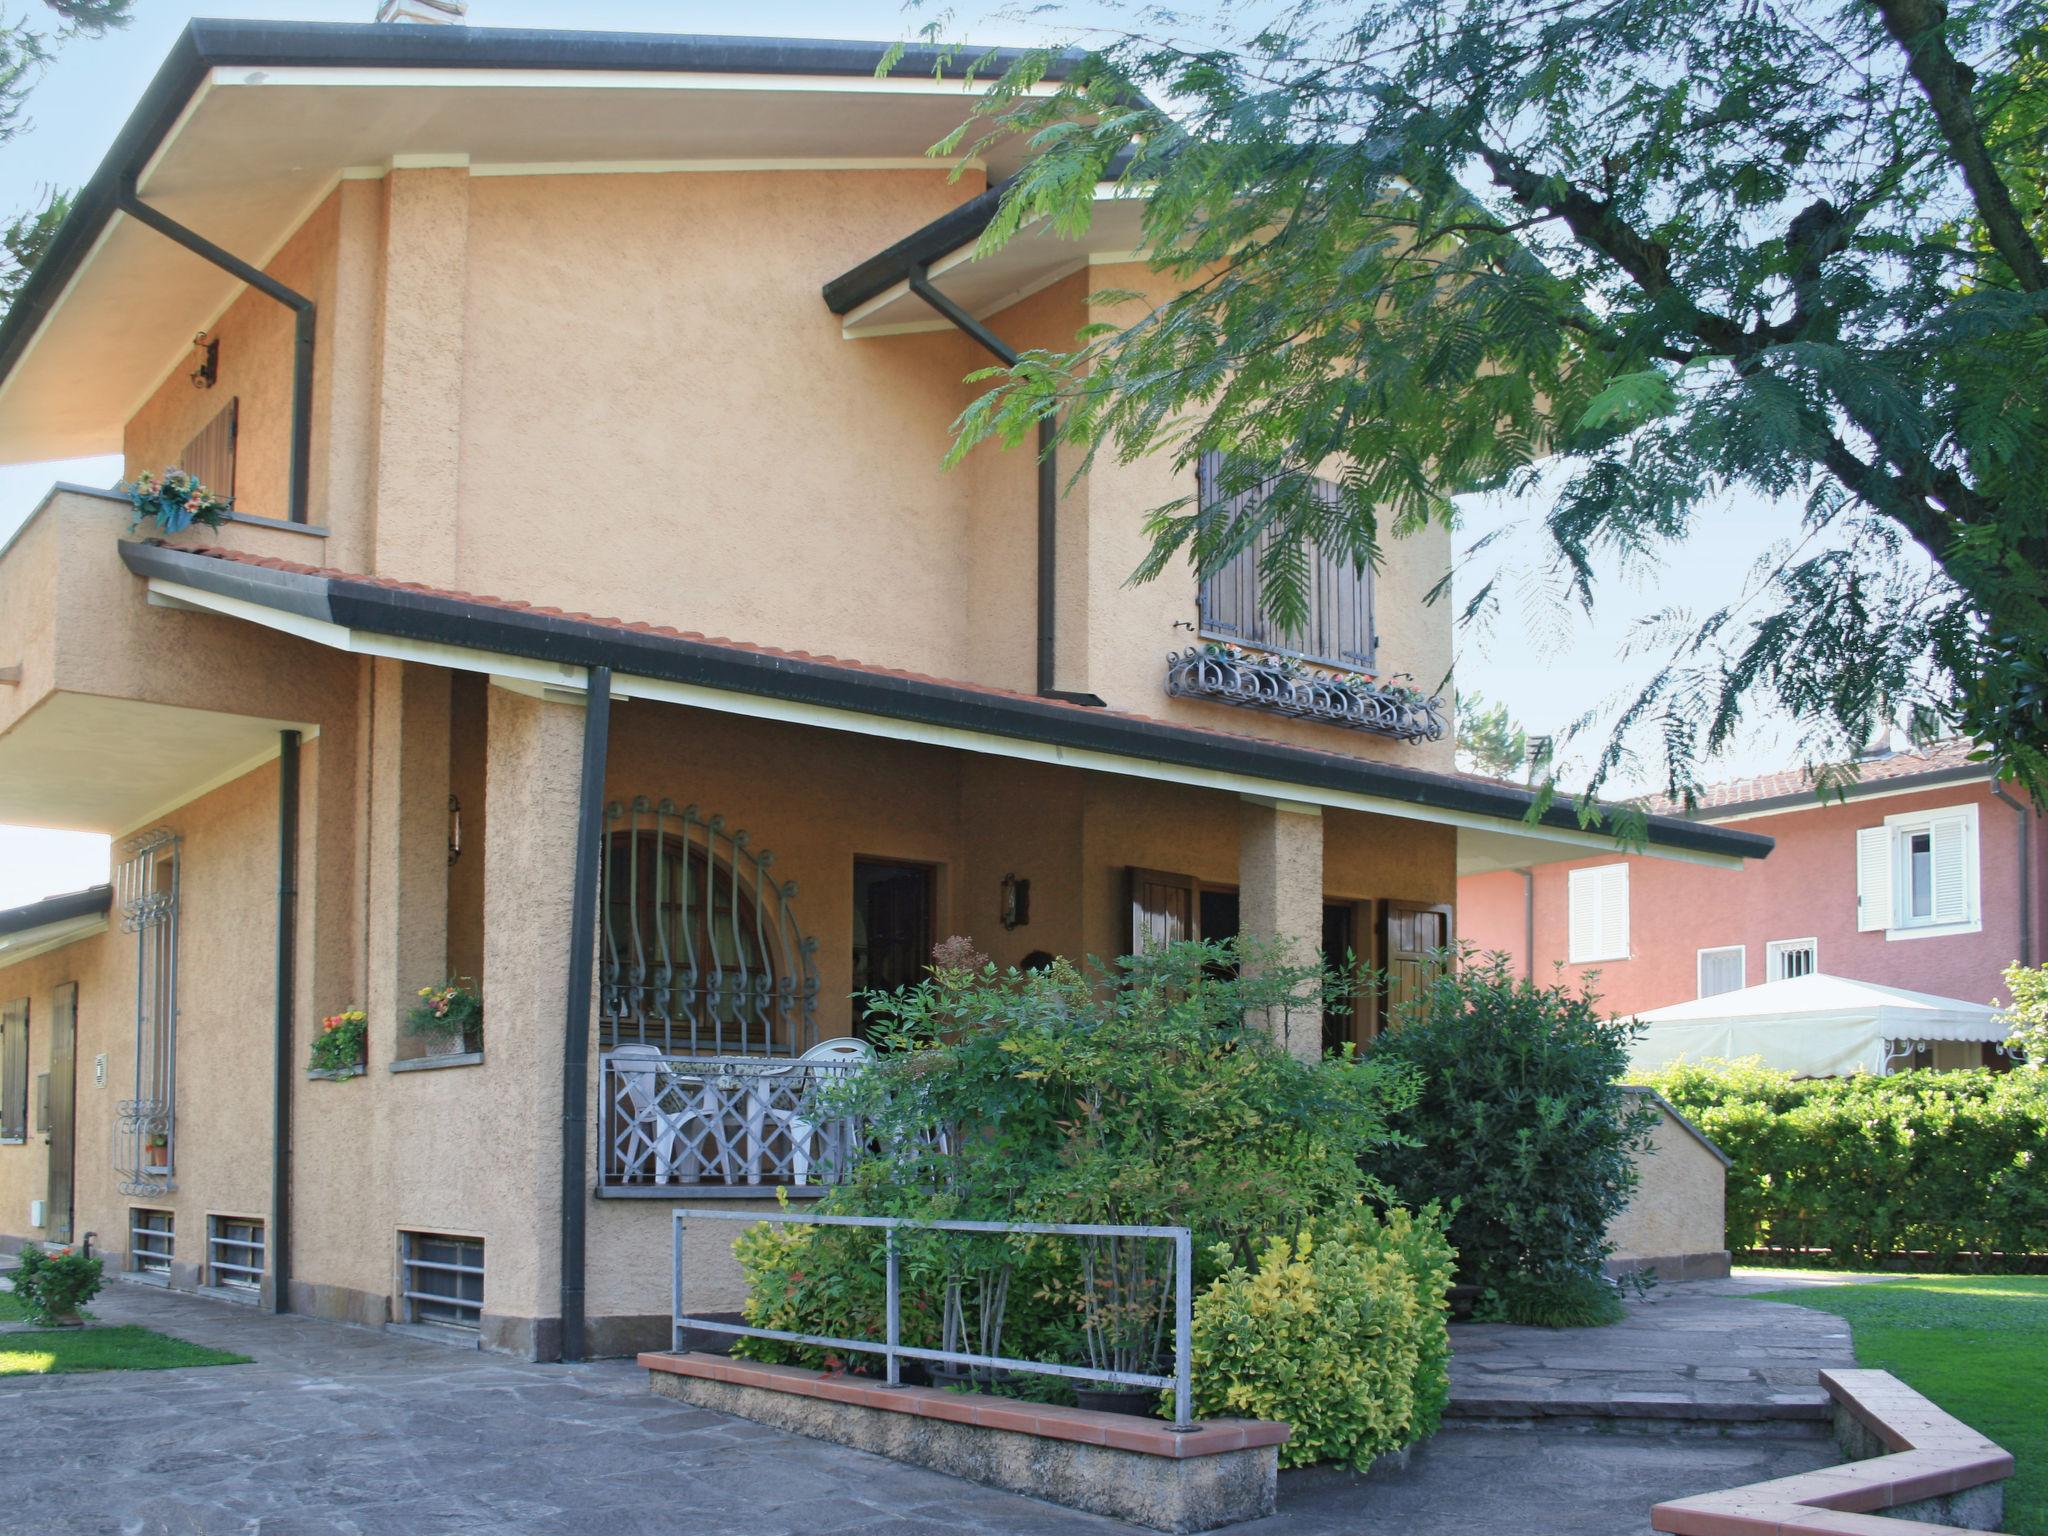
{"left": 840, "top": 193, "right": 1149, "bottom": 338}
{"left": 0, "top": 63, "right": 1047, "bottom": 465}
{"left": 0, "top": 690, "right": 310, "bottom": 834}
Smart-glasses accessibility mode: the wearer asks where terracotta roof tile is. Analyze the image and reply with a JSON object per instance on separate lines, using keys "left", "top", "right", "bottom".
{"left": 1646, "top": 738, "right": 1983, "bottom": 818}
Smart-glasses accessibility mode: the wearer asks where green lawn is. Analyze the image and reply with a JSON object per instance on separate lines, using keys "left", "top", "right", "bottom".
{"left": 0, "top": 1291, "right": 25, "bottom": 1323}
{"left": 0, "top": 1323, "right": 249, "bottom": 1376}
{"left": 1754, "top": 1276, "right": 2048, "bottom": 1536}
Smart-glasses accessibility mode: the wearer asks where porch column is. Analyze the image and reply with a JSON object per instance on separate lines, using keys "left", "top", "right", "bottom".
{"left": 365, "top": 658, "right": 450, "bottom": 1059}
{"left": 1238, "top": 795, "right": 1324, "bottom": 1061}
{"left": 479, "top": 683, "right": 586, "bottom": 1358}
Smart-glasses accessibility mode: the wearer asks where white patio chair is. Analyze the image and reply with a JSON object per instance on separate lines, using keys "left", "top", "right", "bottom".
{"left": 609, "top": 1045, "right": 732, "bottom": 1185}
{"left": 740, "top": 1037, "right": 873, "bottom": 1186}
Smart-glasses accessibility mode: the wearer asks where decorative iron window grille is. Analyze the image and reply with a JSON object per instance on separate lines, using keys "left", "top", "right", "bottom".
{"left": 1165, "top": 647, "right": 1445, "bottom": 742}
{"left": 401, "top": 1231, "right": 483, "bottom": 1329}
{"left": 0, "top": 997, "right": 25, "bottom": 1143}
{"left": 208, "top": 1216, "right": 264, "bottom": 1291}
{"left": 600, "top": 799, "right": 819, "bottom": 1057}
{"left": 130, "top": 1209, "right": 174, "bottom": 1276}
{"left": 1194, "top": 452, "right": 1375, "bottom": 671}
{"left": 114, "top": 829, "right": 180, "bottom": 1196}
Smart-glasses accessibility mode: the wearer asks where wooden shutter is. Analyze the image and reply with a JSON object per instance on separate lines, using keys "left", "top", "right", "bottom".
{"left": 0, "top": 998, "right": 26, "bottom": 1142}
{"left": 1128, "top": 869, "right": 1197, "bottom": 956}
{"left": 1855, "top": 825, "right": 1892, "bottom": 931}
{"left": 1697, "top": 947, "right": 1745, "bottom": 997}
{"left": 179, "top": 396, "right": 238, "bottom": 498}
{"left": 1567, "top": 864, "right": 1628, "bottom": 962}
{"left": 1930, "top": 813, "right": 1972, "bottom": 924}
{"left": 1378, "top": 902, "right": 1451, "bottom": 1032}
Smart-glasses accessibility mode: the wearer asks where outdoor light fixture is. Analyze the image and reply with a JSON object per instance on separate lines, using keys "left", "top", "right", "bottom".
{"left": 448, "top": 794, "right": 462, "bottom": 865}
{"left": 1000, "top": 873, "right": 1031, "bottom": 930}
{"left": 188, "top": 332, "right": 218, "bottom": 390}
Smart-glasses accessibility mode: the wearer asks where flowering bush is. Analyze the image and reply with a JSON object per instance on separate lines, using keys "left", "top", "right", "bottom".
{"left": 126, "top": 468, "right": 231, "bottom": 535}
{"left": 406, "top": 979, "right": 482, "bottom": 1051}
{"left": 13, "top": 1245, "right": 104, "bottom": 1325}
{"left": 308, "top": 1008, "right": 367, "bottom": 1074}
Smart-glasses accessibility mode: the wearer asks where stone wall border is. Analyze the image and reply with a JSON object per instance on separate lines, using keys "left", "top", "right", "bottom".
{"left": 1652, "top": 1368, "right": 2012, "bottom": 1535}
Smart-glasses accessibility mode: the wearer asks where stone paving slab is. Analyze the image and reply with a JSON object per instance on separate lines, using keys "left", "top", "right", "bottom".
{"left": 1445, "top": 1273, "right": 1858, "bottom": 1427}
{"left": 0, "top": 1278, "right": 1845, "bottom": 1535}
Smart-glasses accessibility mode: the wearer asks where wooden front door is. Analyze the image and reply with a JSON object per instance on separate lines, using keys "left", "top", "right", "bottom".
{"left": 46, "top": 983, "right": 77, "bottom": 1243}
{"left": 1378, "top": 902, "right": 1452, "bottom": 1034}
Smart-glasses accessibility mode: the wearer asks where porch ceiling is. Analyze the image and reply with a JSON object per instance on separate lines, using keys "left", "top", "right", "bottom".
{"left": 0, "top": 690, "right": 309, "bottom": 834}
{"left": 0, "top": 20, "right": 1068, "bottom": 465}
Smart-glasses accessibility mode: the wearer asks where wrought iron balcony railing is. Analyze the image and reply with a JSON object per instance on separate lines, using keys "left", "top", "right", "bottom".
{"left": 602, "top": 1051, "right": 867, "bottom": 1190}
{"left": 1165, "top": 646, "right": 1445, "bottom": 742}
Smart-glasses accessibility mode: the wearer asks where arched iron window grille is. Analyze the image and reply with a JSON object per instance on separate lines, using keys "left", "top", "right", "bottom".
{"left": 599, "top": 799, "right": 819, "bottom": 1056}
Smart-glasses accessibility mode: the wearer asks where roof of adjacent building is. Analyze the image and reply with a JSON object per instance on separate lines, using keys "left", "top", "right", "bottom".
{"left": 118, "top": 537, "right": 1774, "bottom": 866}
{"left": 0, "top": 885, "right": 111, "bottom": 938}
{"left": 1646, "top": 738, "right": 1990, "bottom": 819}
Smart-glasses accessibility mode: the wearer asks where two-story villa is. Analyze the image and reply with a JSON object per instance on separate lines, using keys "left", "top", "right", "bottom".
{"left": 0, "top": 21, "right": 1768, "bottom": 1358}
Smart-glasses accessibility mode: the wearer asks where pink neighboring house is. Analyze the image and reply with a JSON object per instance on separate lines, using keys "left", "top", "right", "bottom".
{"left": 1459, "top": 740, "right": 2047, "bottom": 1018}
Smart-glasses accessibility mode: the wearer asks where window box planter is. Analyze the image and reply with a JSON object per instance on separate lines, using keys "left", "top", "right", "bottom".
{"left": 1165, "top": 646, "right": 1445, "bottom": 742}
{"left": 307, "top": 1063, "right": 367, "bottom": 1082}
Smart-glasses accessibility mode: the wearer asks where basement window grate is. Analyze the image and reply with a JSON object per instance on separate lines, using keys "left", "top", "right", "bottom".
{"left": 130, "top": 1209, "right": 173, "bottom": 1276}
{"left": 402, "top": 1232, "right": 483, "bottom": 1330}
{"left": 208, "top": 1216, "right": 264, "bottom": 1291}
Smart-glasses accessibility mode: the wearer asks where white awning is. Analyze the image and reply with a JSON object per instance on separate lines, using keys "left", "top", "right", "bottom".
{"left": 1626, "top": 972, "right": 2008, "bottom": 1078}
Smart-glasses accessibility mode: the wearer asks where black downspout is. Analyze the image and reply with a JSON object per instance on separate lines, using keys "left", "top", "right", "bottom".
{"left": 270, "top": 729, "right": 300, "bottom": 1315}
{"left": 116, "top": 177, "right": 315, "bottom": 525}
{"left": 559, "top": 666, "right": 612, "bottom": 1362}
{"left": 907, "top": 265, "right": 1104, "bottom": 708}
{"left": 1992, "top": 782, "right": 2033, "bottom": 968}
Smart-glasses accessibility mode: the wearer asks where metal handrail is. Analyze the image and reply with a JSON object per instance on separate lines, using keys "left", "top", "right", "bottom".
{"left": 670, "top": 1207, "right": 1196, "bottom": 1431}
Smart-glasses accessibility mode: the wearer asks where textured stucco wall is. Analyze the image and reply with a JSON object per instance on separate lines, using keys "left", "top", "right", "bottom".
{"left": 1460, "top": 780, "right": 2037, "bottom": 1014}
{"left": 1608, "top": 1096, "right": 1728, "bottom": 1266}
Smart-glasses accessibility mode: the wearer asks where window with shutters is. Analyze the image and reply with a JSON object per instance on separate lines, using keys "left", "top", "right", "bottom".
{"left": 1854, "top": 803, "right": 1979, "bottom": 939}
{"left": 1566, "top": 863, "right": 1630, "bottom": 964}
{"left": 1696, "top": 946, "right": 1745, "bottom": 998}
{"left": 1194, "top": 453, "right": 1375, "bottom": 670}
{"left": 1766, "top": 938, "right": 1818, "bottom": 981}
{"left": 0, "top": 997, "right": 25, "bottom": 1143}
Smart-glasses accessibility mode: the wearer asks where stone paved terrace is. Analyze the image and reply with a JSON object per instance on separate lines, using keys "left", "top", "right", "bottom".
{"left": 0, "top": 1278, "right": 1847, "bottom": 1535}
{"left": 1447, "top": 1271, "right": 1864, "bottom": 1427}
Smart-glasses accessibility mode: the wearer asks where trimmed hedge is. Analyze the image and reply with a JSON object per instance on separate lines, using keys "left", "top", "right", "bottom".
{"left": 1637, "top": 1062, "right": 2048, "bottom": 1268}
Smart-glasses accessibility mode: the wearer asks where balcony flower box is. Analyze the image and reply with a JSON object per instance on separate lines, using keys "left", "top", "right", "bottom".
{"left": 1165, "top": 645, "right": 1445, "bottom": 742}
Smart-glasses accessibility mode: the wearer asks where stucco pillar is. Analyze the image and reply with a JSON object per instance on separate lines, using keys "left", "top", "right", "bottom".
{"left": 1238, "top": 795, "right": 1324, "bottom": 1061}
{"left": 370, "top": 163, "right": 468, "bottom": 585}
{"left": 365, "top": 658, "right": 450, "bottom": 1059}
{"left": 476, "top": 683, "right": 585, "bottom": 1352}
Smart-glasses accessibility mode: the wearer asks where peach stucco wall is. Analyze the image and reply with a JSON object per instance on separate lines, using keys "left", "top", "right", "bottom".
{"left": 1460, "top": 780, "right": 2040, "bottom": 1015}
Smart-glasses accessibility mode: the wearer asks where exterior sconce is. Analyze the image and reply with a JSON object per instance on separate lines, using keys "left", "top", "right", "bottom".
{"left": 447, "top": 794, "right": 462, "bottom": 865}
{"left": 1000, "top": 873, "right": 1030, "bottom": 930}
{"left": 189, "top": 332, "right": 218, "bottom": 390}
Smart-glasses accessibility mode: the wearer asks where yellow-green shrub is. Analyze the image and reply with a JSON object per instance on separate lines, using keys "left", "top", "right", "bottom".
{"left": 1179, "top": 1207, "right": 1453, "bottom": 1469}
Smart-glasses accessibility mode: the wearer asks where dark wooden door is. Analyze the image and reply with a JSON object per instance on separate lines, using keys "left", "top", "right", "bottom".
{"left": 1378, "top": 902, "right": 1452, "bottom": 1034}
{"left": 46, "top": 983, "right": 76, "bottom": 1244}
{"left": 1321, "top": 903, "right": 1359, "bottom": 1055}
{"left": 853, "top": 860, "right": 935, "bottom": 1038}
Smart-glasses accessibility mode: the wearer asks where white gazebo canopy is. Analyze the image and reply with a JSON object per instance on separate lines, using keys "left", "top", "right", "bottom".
{"left": 1626, "top": 972, "right": 2008, "bottom": 1078}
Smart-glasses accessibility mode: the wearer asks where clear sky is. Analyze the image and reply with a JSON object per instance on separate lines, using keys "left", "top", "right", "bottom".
{"left": 0, "top": 0, "right": 1832, "bottom": 906}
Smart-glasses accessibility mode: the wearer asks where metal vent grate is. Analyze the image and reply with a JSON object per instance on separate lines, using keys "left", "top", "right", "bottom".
{"left": 208, "top": 1216, "right": 264, "bottom": 1291}
{"left": 402, "top": 1232, "right": 483, "bottom": 1330}
{"left": 131, "top": 1209, "right": 173, "bottom": 1276}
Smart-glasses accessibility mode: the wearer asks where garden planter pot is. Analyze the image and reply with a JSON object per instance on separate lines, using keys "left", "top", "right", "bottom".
{"left": 925, "top": 1361, "right": 1018, "bottom": 1394}
{"left": 1073, "top": 1385, "right": 1161, "bottom": 1418}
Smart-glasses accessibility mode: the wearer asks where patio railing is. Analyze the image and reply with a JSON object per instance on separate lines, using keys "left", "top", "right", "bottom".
{"left": 669, "top": 1207, "right": 1197, "bottom": 1429}
{"left": 601, "top": 1053, "right": 866, "bottom": 1189}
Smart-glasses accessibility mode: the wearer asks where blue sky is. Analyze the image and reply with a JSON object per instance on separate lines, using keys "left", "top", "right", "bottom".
{"left": 0, "top": 0, "right": 1822, "bottom": 905}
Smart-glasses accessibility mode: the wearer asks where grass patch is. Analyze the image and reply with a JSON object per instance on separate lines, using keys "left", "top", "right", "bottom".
{"left": 0, "top": 1291, "right": 26, "bottom": 1323}
{"left": 1754, "top": 1275, "right": 2048, "bottom": 1536}
{"left": 0, "top": 1324, "right": 250, "bottom": 1376}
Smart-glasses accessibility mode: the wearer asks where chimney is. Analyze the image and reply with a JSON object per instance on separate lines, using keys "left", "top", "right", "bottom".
{"left": 376, "top": 0, "right": 467, "bottom": 21}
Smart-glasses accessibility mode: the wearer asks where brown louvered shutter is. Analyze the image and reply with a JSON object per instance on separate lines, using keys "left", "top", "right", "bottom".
{"left": 1128, "top": 868, "right": 1197, "bottom": 956}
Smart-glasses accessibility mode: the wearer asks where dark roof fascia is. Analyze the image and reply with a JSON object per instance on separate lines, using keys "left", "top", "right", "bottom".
{"left": 823, "top": 145, "right": 1140, "bottom": 316}
{"left": 120, "top": 540, "right": 1771, "bottom": 864}
{"left": 1689, "top": 762, "right": 1994, "bottom": 823}
{"left": 0, "top": 19, "right": 1081, "bottom": 398}
{"left": 0, "top": 884, "right": 111, "bottom": 940}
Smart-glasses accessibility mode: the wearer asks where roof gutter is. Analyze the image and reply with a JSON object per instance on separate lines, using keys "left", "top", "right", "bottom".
{"left": 907, "top": 264, "right": 1103, "bottom": 708}
{"left": 117, "top": 539, "right": 1773, "bottom": 865}
{"left": 116, "top": 178, "right": 315, "bottom": 524}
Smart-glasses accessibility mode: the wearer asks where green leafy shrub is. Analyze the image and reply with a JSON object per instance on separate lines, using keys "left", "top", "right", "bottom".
{"left": 1182, "top": 1206, "right": 1454, "bottom": 1468}
{"left": 13, "top": 1246, "right": 103, "bottom": 1324}
{"left": 1637, "top": 1060, "right": 2048, "bottom": 1268}
{"left": 2003, "top": 962, "right": 2048, "bottom": 1068}
{"left": 1369, "top": 950, "right": 1654, "bottom": 1319}
{"left": 1479, "top": 1270, "right": 1624, "bottom": 1328}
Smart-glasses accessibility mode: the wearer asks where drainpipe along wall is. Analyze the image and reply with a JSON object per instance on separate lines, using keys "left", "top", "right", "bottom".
{"left": 559, "top": 667, "right": 612, "bottom": 1361}
{"left": 1991, "top": 782, "right": 2034, "bottom": 968}
{"left": 907, "top": 266, "right": 1103, "bottom": 709}
{"left": 116, "top": 177, "right": 316, "bottom": 524}
{"left": 270, "top": 729, "right": 300, "bottom": 1313}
